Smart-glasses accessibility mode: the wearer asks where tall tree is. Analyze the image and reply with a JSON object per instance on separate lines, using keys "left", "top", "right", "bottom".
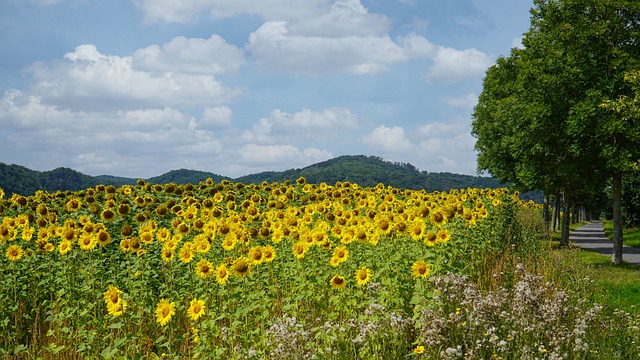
{"left": 600, "top": 71, "right": 640, "bottom": 263}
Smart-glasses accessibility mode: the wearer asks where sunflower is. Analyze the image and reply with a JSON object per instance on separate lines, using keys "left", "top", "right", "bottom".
{"left": 62, "top": 228, "right": 76, "bottom": 242}
{"left": 354, "top": 266, "right": 372, "bottom": 286}
{"left": 121, "top": 225, "right": 134, "bottom": 237}
{"left": 65, "top": 198, "right": 82, "bottom": 212}
{"left": 330, "top": 275, "right": 346, "bottom": 290}
{"left": 424, "top": 231, "right": 437, "bottom": 247}
{"left": 195, "top": 259, "right": 214, "bottom": 279}
{"left": 107, "top": 299, "right": 127, "bottom": 317}
{"left": 409, "top": 219, "right": 425, "bottom": 240}
{"left": 430, "top": 209, "right": 447, "bottom": 227}
{"left": 187, "top": 299, "right": 206, "bottom": 321}
{"left": 262, "top": 245, "right": 276, "bottom": 263}
{"left": 78, "top": 234, "right": 97, "bottom": 251}
{"left": 140, "top": 231, "right": 154, "bottom": 244}
{"left": 436, "top": 229, "right": 451, "bottom": 244}
{"left": 119, "top": 239, "right": 131, "bottom": 252}
{"left": 332, "top": 245, "right": 349, "bottom": 264}
{"left": 292, "top": 242, "right": 308, "bottom": 259}
{"left": 59, "top": 240, "right": 73, "bottom": 255}
{"left": 247, "top": 246, "right": 264, "bottom": 265}
{"left": 411, "top": 260, "right": 431, "bottom": 279}
{"left": 179, "top": 244, "right": 195, "bottom": 263}
{"left": 160, "top": 246, "right": 174, "bottom": 262}
{"left": 100, "top": 209, "right": 116, "bottom": 222}
{"left": 156, "top": 227, "right": 171, "bottom": 242}
{"left": 221, "top": 235, "right": 236, "bottom": 251}
{"left": 96, "top": 230, "right": 111, "bottom": 247}
{"left": 232, "top": 257, "right": 251, "bottom": 277}
{"left": 6, "top": 244, "right": 22, "bottom": 261}
{"left": 155, "top": 298, "right": 176, "bottom": 326}
{"left": 21, "top": 226, "right": 34, "bottom": 241}
{"left": 117, "top": 203, "right": 131, "bottom": 216}
{"left": 103, "top": 285, "right": 123, "bottom": 306}
{"left": 215, "top": 263, "right": 230, "bottom": 284}
{"left": 375, "top": 217, "right": 392, "bottom": 234}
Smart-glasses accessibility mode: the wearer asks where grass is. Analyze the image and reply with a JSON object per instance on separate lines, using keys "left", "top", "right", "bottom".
{"left": 602, "top": 219, "right": 640, "bottom": 248}
{"left": 551, "top": 220, "right": 640, "bottom": 313}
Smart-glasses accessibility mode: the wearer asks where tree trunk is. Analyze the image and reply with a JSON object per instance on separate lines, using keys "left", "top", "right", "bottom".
{"left": 553, "top": 189, "right": 561, "bottom": 232}
{"left": 561, "top": 190, "right": 570, "bottom": 247}
{"left": 612, "top": 171, "right": 624, "bottom": 265}
{"left": 543, "top": 193, "right": 551, "bottom": 235}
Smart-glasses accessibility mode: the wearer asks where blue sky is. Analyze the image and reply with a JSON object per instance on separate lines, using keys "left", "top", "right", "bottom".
{"left": 0, "top": 0, "right": 533, "bottom": 178}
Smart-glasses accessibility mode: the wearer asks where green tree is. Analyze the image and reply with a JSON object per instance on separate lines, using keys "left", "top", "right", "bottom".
{"left": 600, "top": 71, "right": 640, "bottom": 262}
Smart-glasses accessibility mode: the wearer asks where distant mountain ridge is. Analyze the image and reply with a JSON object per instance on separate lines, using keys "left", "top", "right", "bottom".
{"left": 0, "top": 155, "right": 516, "bottom": 198}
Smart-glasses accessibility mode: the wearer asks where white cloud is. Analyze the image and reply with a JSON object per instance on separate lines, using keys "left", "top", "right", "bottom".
{"left": 268, "top": 107, "right": 359, "bottom": 130}
{"left": 247, "top": 21, "right": 407, "bottom": 74}
{"left": 133, "top": 0, "right": 327, "bottom": 24}
{"left": 0, "top": 89, "right": 226, "bottom": 177}
{"left": 200, "top": 106, "right": 233, "bottom": 129}
{"left": 237, "top": 143, "right": 332, "bottom": 164}
{"left": 134, "top": 0, "right": 489, "bottom": 80}
{"left": 418, "top": 121, "right": 466, "bottom": 138}
{"left": 288, "top": 0, "right": 391, "bottom": 37}
{"left": 27, "top": 44, "right": 239, "bottom": 111}
{"left": 423, "top": 46, "right": 493, "bottom": 82}
{"left": 442, "top": 93, "right": 478, "bottom": 108}
{"left": 362, "top": 125, "right": 413, "bottom": 152}
{"left": 132, "top": 35, "right": 245, "bottom": 75}
{"left": 241, "top": 118, "right": 274, "bottom": 143}
{"left": 414, "top": 118, "right": 477, "bottom": 174}
{"left": 240, "top": 107, "right": 359, "bottom": 144}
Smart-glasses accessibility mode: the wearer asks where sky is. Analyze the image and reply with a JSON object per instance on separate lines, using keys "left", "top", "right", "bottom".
{"left": 0, "top": 0, "right": 534, "bottom": 179}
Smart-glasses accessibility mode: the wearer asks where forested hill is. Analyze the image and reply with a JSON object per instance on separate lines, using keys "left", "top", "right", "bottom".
{"left": 0, "top": 156, "right": 510, "bottom": 197}
{"left": 235, "top": 155, "right": 504, "bottom": 191}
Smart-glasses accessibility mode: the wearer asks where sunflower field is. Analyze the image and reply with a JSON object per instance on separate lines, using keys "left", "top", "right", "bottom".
{"left": 0, "top": 178, "right": 563, "bottom": 359}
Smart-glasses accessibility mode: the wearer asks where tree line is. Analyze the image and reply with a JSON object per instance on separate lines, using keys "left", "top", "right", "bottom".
{"left": 472, "top": 0, "right": 640, "bottom": 264}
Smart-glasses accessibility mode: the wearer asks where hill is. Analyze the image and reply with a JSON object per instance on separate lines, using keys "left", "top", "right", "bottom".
{"left": 0, "top": 156, "right": 512, "bottom": 198}
{"left": 236, "top": 155, "right": 504, "bottom": 191}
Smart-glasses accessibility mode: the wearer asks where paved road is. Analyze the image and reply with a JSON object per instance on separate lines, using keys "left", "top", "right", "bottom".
{"left": 570, "top": 221, "right": 640, "bottom": 265}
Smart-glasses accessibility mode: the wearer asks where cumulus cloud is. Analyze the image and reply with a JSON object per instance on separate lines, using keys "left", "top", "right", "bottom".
{"left": 0, "top": 89, "right": 225, "bottom": 177}
{"left": 247, "top": 21, "right": 407, "bottom": 75}
{"left": 200, "top": 106, "right": 233, "bottom": 129}
{"left": 415, "top": 119, "right": 477, "bottom": 173}
{"left": 241, "top": 107, "right": 359, "bottom": 143}
{"left": 133, "top": 0, "right": 326, "bottom": 24}
{"left": 132, "top": 35, "right": 245, "bottom": 74}
{"left": 423, "top": 46, "right": 493, "bottom": 82}
{"left": 288, "top": 0, "right": 391, "bottom": 37}
{"left": 134, "top": 0, "right": 490, "bottom": 80}
{"left": 27, "top": 44, "right": 239, "bottom": 111}
{"left": 268, "top": 107, "right": 359, "bottom": 130}
{"left": 237, "top": 143, "right": 332, "bottom": 164}
{"left": 362, "top": 125, "right": 413, "bottom": 152}
{"left": 442, "top": 93, "right": 478, "bottom": 109}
